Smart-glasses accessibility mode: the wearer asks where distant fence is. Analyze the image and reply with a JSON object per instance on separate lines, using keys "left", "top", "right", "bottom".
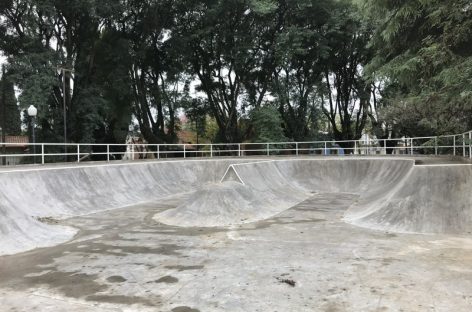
{"left": 1, "top": 130, "right": 471, "bottom": 166}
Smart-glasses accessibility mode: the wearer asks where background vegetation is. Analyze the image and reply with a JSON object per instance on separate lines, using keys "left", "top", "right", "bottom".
{"left": 0, "top": 0, "right": 470, "bottom": 144}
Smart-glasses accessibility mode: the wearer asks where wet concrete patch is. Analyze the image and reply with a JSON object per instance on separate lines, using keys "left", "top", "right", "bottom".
{"left": 154, "top": 276, "right": 178, "bottom": 284}
{"left": 25, "top": 271, "right": 107, "bottom": 298}
{"left": 165, "top": 265, "right": 204, "bottom": 271}
{"left": 382, "top": 257, "right": 401, "bottom": 266}
{"left": 79, "top": 242, "right": 185, "bottom": 257}
{"left": 172, "top": 306, "right": 200, "bottom": 312}
{"left": 249, "top": 216, "right": 327, "bottom": 231}
{"left": 86, "top": 294, "right": 156, "bottom": 306}
{"left": 106, "top": 275, "right": 127, "bottom": 283}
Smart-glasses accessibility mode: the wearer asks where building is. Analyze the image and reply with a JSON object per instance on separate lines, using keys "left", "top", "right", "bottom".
{"left": 0, "top": 135, "right": 29, "bottom": 166}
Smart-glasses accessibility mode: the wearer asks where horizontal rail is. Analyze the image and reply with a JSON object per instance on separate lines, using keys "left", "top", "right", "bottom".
{"left": 0, "top": 130, "right": 470, "bottom": 166}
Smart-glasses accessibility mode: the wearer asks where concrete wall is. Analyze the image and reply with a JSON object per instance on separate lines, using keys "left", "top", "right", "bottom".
{"left": 1, "top": 158, "right": 470, "bottom": 255}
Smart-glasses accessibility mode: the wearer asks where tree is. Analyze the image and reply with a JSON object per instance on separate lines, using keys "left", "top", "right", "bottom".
{"left": 249, "top": 105, "right": 287, "bottom": 142}
{"left": 271, "top": 0, "right": 334, "bottom": 141}
{"left": 2, "top": 0, "right": 467, "bottom": 148}
{"left": 119, "top": 0, "right": 182, "bottom": 144}
{"left": 185, "top": 98, "right": 208, "bottom": 144}
{"left": 1, "top": 0, "right": 125, "bottom": 144}
{"left": 364, "top": 0, "right": 472, "bottom": 135}
{"left": 0, "top": 70, "right": 21, "bottom": 135}
{"left": 320, "top": 0, "right": 373, "bottom": 145}
{"left": 176, "top": 0, "right": 283, "bottom": 143}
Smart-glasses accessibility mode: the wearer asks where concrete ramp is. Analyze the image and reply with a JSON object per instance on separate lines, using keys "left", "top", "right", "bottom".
{"left": 0, "top": 160, "right": 246, "bottom": 255}
{"left": 156, "top": 161, "right": 309, "bottom": 227}
{"left": 220, "top": 165, "right": 244, "bottom": 184}
{"left": 156, "top": 158, "right": 471, "bottom": 233}
{"left": 345, "top": 165, "right": 472, "bottom": 234}
{"left": 0, "top": 157, "right": 471, "bottom": 255}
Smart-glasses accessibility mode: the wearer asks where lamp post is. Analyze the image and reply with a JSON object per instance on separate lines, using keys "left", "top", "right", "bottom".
{"left": 1, "top": 65, "right": 6, "bottom": 166}
{"left": 128, "top": 124, "right": 137, "bottom": 160}
{"left": 27, "top": 105, "right": 38, "bottom": 164}
{"left": 0, "top": 127, "right": 4, "bottom": 166}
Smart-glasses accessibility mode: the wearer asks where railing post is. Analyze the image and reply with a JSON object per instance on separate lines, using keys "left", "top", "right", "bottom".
{"left": 463, "top": 134, "right": 466, "bottom": 157}
{"left": 77, "top": 144, "right": 80, "bottom": 163}
{"left": 106, "top": 144, "right": 110, "bottom": 162}
{"left": 324, "top": 142, "right": 327, "bottom": 156}
{"left": 266, "top": 143, "right": 269, "bottom": 156}
{"left": 434, "top": 136, "right": 438, "bottom": 156}
{"left": 410, "top": 138, "right": 414, "bottom": 155}
{"left": 131, "top": 144, "right": 134, "bottom": 160}
{"left": 453, "top": 136, "right": 456, "bottom": 156}
{"left": 183, "top": 144, "right": 186, "bottom": 158}
{"left": 210, "top": 144, "right": 213, "bottom": 158}
{"left": 238, "top": 144, "right": 241, "bottom": 157}
{"left": 469, "top": 131, "right": 472, "bottom": 159}
{"left": 41, "top": 144, "right": 45, "bottom": 165}
{"left": 157, "top": 145, "right": 160, "bottom": 160}
{"left": 296, "top": 142, "right": 298, "bottom": 156}
{"left": 354, "top": 141, "right": 357, "bottom": 155}
{"left": 383, "top": 140, "right": 387, "bottom": 155}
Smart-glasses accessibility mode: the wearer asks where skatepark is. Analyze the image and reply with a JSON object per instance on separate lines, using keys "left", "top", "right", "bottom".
{"left": 2, "top": 1, "right": 472, "bottom": 310}
{"left": 0, "top": 156, "right": 471, "bottom": 311}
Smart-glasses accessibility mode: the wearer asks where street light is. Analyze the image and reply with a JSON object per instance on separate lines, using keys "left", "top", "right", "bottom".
{"left": 27, "top": 105, "right": 37, "bottom": 164}
{"left": 1, "top": 65, "right": 6, "bottom": 166}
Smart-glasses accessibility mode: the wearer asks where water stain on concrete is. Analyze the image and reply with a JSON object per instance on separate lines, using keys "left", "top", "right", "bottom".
{"left": 382, "top": 257, "right": 401, "bottom": 266}
{"left": 86, "top": 294, "right": 156, "bottom": 306}
{"left": 250, "top": 216, "right": 326, "bottom": 231}
{"left": 25, "top": 271, "right": 107, "bottom": 298}
{"left": 78, "top": 242, "right": 185, "bottom": 256}
{"left": 154, "top": 275, "right": 179, "bottom": 283}
{"left": 165, "top": 265, "right": 204, "bottom": 271}
{"left": 106, "top": 275, "right": 127, "bottom": 283}
{"left": 172, "top": 306, "right": 200, "bottom": 312}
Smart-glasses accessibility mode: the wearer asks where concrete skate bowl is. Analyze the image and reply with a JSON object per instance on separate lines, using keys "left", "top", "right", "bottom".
{"left": 0, "top": 158, "right": 470, "bottom": 256}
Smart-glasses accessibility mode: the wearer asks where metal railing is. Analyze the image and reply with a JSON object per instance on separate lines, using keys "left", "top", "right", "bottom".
{"left": 1, "top": 130, "right": 471, "bottom": 166}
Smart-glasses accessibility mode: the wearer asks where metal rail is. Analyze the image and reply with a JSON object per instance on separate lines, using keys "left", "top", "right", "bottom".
{"left": 1, "top": 130, "right": 471, "bottom": 166}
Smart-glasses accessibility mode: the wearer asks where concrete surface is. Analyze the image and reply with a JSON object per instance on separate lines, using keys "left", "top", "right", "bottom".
{"left": 2, "top": 192, "right": 472, "bottom": 311}
{"left": 0, "top": 157, "right": 471, "bottom": 311}
{"left": 0, "top": 159, "right": 253, "bottom": 255}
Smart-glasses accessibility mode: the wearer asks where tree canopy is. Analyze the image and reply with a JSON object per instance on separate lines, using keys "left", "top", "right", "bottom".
{"left": 0, "top": 0, "right": 469, "bottom": 143}
{"left": 364, "top": 0, "right": 472, "bottom": 136}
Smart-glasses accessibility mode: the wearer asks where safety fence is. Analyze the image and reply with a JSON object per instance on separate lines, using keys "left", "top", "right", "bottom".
{"left": 0, "top": 130, "right": 471, "bottom": 166}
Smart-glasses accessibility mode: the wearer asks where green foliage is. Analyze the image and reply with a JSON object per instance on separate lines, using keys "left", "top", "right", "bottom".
{"left": 8, "top": 49, "right": 59, "bottom": 119}
{"left": 271, "top": 0, "right": 334, "bottom": 141}
{"left": 320, "top": 0, "right": 374, "bottom": 143}
{"left": 250, "top": 105, "right": 288, "bottom": 142}
{"left": 0, "top": 71, "right": 21, "bottom": 135}
{"left": 184, "top": 98, "right": 208, "bottom": 143}
{"left": 0, "top": 0, "right": 470, "bottom": 146}
{"left": 365, "top": 0, "right": 472, "bottom": 135}
{"left": 249, "top": 0, "right": 277, "bottom": 15}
